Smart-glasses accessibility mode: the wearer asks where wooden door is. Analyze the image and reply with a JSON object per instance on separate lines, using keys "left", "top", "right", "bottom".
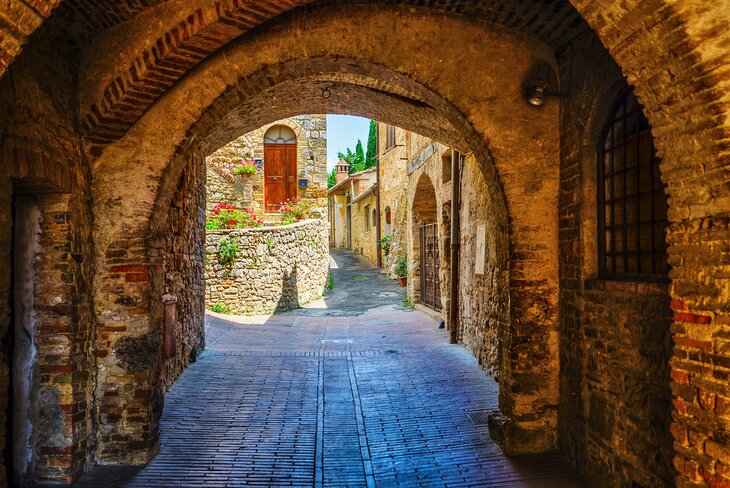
{"left": 264, "top": 143, "right": 297, "bottom": 213}
{"left": 420, "top": 223, "right": 441, "bottom": 310}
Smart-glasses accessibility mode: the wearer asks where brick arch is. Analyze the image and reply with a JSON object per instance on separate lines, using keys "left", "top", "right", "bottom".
{"left": 570, "top": 0, "right": 730, "bottom": 221}
{"left": 146, "top": 55, "right": 506, "bottom": 236}
{"left": 79, "top": 1, "right": 729, "bottom": 482}
{"left": 0, "top": 1, "right": 61, "bottom": 79}
{"left": 92, "top": 8, "right": 553, "bottom": 464}
{"left": 412, "top": 173, "right": 438, "bottom": 224}
{"left": 78, "top": 0, "right": 589, "bottom": 145}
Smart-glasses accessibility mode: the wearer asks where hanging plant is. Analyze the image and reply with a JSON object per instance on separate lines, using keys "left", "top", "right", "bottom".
{"left": 232, "top": 160, "right": 257, "bottom": 175}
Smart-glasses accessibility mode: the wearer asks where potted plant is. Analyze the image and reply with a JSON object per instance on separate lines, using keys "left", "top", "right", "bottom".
{"left": 232, "top": 160, "right": 257, "bottom": 176}
{"left": 232, "top": 161, "right": 258, "bottom": 206}
{"left": 395, "top": 253, "right": 408, "bottom": 286}
{"left": 378, "top": 235, "right": 392, "bottom": 257}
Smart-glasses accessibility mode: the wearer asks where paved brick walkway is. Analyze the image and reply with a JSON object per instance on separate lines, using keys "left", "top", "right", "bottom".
{"left": 77, "top": 251, "right": 583, "bottom": 487}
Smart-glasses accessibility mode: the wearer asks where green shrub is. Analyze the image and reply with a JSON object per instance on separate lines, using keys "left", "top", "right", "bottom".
{"left": 403, "top": 296, "right": 413, "bottom": 308}
{"left": 378, "top": 235, "right": 392, "bottom": 256}
{"left": 210, "top": 302, "right": 230, "bottom": 314}
{"left": 206, "top": 203, "right": 262, "bottom": 230}
{"left": 279, "top": 198, "right": 317, "bottom": 225}
{"left": 395, "top": 253, "right": 408, "bottom": 278}
{"left": 218, "top": 237, "right": 240, "bottom": 266}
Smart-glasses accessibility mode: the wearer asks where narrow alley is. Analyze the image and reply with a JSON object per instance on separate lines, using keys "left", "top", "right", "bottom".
{"left": 77, "top": 250, "right": 581, "bottom": 487}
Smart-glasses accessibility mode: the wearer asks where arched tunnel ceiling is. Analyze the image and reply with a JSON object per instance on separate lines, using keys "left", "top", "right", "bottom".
{"left": 57, "top": 0, "right": 588, "bottom": 146}
{"left": 141, "top": 55, "right": 510, "bottom": 235}
{"left": 200, "top": 81, "right": 460, "bottom": 156}
{"left": 55, "top": 0, "right": 587, "bottom": 46}
{"left": 192, "top": 58, "right": 473, "bottom": 155}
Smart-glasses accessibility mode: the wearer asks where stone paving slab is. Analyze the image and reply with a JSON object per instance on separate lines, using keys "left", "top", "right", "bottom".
{"left": 76, "top": 250, "right": 583, "bottom": 487}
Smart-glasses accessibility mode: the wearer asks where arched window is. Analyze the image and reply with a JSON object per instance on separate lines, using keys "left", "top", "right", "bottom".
{"left": 264, "top": 125, "right": 297, "bottom": 144}
{"left": 597, "top": 90, "right": 668, "bottom": 277}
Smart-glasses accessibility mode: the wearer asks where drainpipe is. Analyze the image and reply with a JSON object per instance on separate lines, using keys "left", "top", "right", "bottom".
{"left": 375, "top": 124, "right": 382, "bottom": 268}
{"left": 449, "top": 148, "right": 460, "bottom": 345}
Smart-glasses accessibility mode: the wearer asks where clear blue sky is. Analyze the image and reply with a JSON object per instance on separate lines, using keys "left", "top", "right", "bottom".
{"left": 326, "top": 114, "right": 371, "bottom": 171}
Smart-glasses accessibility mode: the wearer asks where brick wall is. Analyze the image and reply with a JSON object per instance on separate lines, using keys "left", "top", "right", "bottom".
{"left": 0, "top": 24, "right": 97, "bottom": 485}
{"left": 558, "top": 31, "right": 674, "bottom": 486}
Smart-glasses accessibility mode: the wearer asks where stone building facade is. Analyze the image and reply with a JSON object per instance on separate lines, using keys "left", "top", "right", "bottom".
{"left": 206, "top": 115, "right": 327, "bottom": 219}
{"left": 0, "top": 2, "right": 727, "bottom": 487}
{"left": 377, "top": 125, "right": 507, "bottom": 376}
{"left": 328, "top": 165, "right": 379, "bottom": 265}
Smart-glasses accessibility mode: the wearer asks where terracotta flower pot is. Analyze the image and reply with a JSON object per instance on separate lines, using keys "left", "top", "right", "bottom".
{"left": 397, "top": 276, "right": 407, "bottom": 287}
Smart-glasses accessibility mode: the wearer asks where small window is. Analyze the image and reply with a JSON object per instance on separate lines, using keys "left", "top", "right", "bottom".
{"left": 365, "top": 205, "right": 370, "bottom": 231}
{"left": 597, "top": 90, "right": 668, "bottom": 277}
{"left": 385, "top": 125, "right": 396, "bottom": 149}
{"left": 372, "top": 208, "right": 377, "bottom": 229}
{"left": 385, "top": 207, "right": 392, "bottom": 225}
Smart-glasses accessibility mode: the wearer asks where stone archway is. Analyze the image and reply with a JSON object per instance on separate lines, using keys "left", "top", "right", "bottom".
{"left": 0, "top": 0, "right": 727, "bottom": 486}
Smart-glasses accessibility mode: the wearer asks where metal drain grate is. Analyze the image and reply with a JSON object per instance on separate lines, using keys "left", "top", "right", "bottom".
{"left": 466, "top": 409, "right": 492, "bottom": 425}
{"left": 319, "top": 338, "right": 353, "bottom": 344}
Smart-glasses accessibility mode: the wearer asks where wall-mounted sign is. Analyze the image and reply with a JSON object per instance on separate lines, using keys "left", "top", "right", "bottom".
{"left": 298, "top": 178, "right": 309, "bottom": 189}
{"left": 408, "top": 143, "right": 437, "bottom": 174}
{"left": 254, "top": 158, "right": 263, "bottom": 169}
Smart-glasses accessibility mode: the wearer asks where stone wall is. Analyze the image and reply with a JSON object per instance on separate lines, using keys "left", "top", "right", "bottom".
{"left": 157, "top": 151, "right": 207, "bottom": 392}
{"left": 557, "top": 31, "right": 674, "bottom": 486}
{"left": 206, "top": 115, "right": 327, "bottom": 217}
{"left": 205, "top": 219, "right": 329, "bottom": 315}
{"left": 0, "top": 25, "right": 97, "bottom": 485}
{"left": 456, "top": 153, "right": 509, "bottom": 376}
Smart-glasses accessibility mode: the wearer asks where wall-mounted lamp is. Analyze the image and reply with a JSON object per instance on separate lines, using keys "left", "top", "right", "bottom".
{"left": 524, "top": 61, "right": 559, "bottom": 107}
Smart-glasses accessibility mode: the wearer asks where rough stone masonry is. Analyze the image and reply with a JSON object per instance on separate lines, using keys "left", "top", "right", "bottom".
{"left": 0, "top": 1, "right": 727, "bottom": 487}
{"left": 205, "top": 219, "right": 330, "bottom": 315}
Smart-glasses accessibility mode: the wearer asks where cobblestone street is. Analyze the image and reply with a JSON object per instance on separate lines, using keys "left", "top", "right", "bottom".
{"left": 77, "top": 251, "right": 581, "bottom": 487}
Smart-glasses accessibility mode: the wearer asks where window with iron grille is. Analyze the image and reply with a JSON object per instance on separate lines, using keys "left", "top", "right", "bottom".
{"left": 385, "top": 125, "right": 396, "bottom": 149}
{"left": 597, "top": 90, "right": 668, "bottom": 278}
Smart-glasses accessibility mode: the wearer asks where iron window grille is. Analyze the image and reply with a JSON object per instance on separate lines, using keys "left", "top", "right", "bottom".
{"left": 597, "top": 90, "right": 669, "bottom": 278}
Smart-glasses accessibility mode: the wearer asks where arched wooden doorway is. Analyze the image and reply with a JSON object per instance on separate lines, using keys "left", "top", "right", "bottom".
{"left": 412, "top": 174, "right": 441, "bottom": 311}
{"left": 263, "top": 125, "right": 297, "bottom": 213}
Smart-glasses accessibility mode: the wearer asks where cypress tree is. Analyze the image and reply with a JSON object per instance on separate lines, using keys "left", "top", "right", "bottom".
{"left": 365, "top": 120, "right": 377, "bottom": 167}
{"left": 354, "top": 140, "right": 365, "bottom": 171}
